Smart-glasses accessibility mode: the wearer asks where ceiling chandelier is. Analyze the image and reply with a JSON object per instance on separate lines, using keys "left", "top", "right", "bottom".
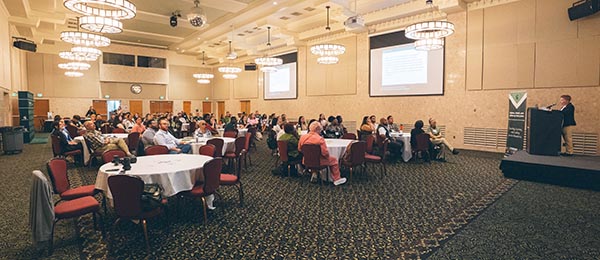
{"left": 59, "top": 48, "right": 101, "bottom": 61}
{"left": 58, "top": 61, "right": 91, "bottom": 70}
{"left": 317, "top": 56, "right": 339, "bottom": 65}
{"left": 310, "top": 6, "right": 345, "bottom": 64}
{"left": 63, "top": 0, "right": 136, "bottom": 20}
{"left": 64, "top": 71, "right": 84, "bottom": 77}
{"left": 193, "top": 51, "right": 214, "bottom": 84}
{"left": 222, "top": 74, "right": 238, "bottom": 80}
{"left": 226, "top": 40, "right": 237, "bottom": 60}
{"left": 79, "top": 16, "right": 123, "bottom": 33}
{"left": 60, "top": 31, "right": 110, "bottom": 47}
{"left": 404, "top": 0, "right": 454, "bottom": 51}
{"left": 218, "top": 66, "right": 241, "bottom": 80}
{"left": 188, "top": 0, "right": 207, "bottom": 27}
{"left": 255, "top": 26, "right": 283, "bottom": 73}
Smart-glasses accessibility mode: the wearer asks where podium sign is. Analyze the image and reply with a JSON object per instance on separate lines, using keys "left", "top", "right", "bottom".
{"left": 506, "top": 91, "right": 527, "bottom": 152}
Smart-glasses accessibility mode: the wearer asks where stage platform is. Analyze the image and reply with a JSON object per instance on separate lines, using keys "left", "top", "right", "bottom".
{"left": 500, "top": 151, "right": 600, "bottom": 190}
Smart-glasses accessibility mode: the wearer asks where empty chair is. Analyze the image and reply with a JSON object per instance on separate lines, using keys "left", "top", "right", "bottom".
{"left": 199, "top": 144, "right": 216, "bottom": 157}
{"left": 224, "top": 137, "right": 247, "bottom": 175}
{"left": 102, "top": 149, "right": 127, "bottom": 164}
{"left": 183, "top": 158, "right": 222, "bottom": 223}
{"left": 365, "top": 139, "right": 388, "bottom": 176}
{"left": 223, "top": 130, "right": 237, "bottom": 138}
{"left": 206, "top": 138, "right": 224, "bottom": 158}
{"left": 341, "top": 141, "right": 366, "bottom": 180}
{"left": 301, "top": 144, "right": 329, "bottom": 185}
{"left": 127, "top": 132, "right": 141, "bottom": 155}
{"left": 219, "top": 154, "right": 244, "bottom": 207}
{"left": 365, "top": 134, "right": 375, "bottom": 154}
{"left": 341, "top": 133, "right": 357, "bottom": 140}
{"left": 46, "top": 158, "right": 100, "bottom": 203}
{"left": 144, "top": 145, "right": 169, "bottom": 156}
{"left": 242, "top": 133, "right": 252, "bottom": 170}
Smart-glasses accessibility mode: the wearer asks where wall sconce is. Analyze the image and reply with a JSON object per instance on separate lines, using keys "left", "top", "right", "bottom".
{"left": 104, "top": 95, "right": 110, "bottom": 99}
{"left": 159, "top": 96, "right": 165, "bottom": 100}
{"left": 36, "top": 93, "right": 43, "bottom": 97}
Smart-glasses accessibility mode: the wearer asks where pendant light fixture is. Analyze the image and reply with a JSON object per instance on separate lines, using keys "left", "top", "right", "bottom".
{"left": 404, "top": 0, "right": 454, "bottom": 51}
{"left": 63, "top": 0, "right": 137, "bottom": 20}
{"left": 255, "top": 26, "right": 283, "bottom": 72}
{"left": 188, "top": 0, "right": 207, "bottom": 28}
{"left": 193, "top": 51, "right": 214, "bottom": 84}
{"left": 310, "top": 6, "right": 345, "bottom": 64}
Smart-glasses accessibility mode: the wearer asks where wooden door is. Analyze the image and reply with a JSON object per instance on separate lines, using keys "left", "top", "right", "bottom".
{"left": 92, "top": 100, "right": 107, "bottom": 117}
{"left": 240, "top": 100, "right": 250, "bottom": 115}
{"left": 217, "top": 101, "right": 225, "bottom": 119}
{"left": 33, "top": 99, "right": 49, "bottom": 130}
{"left": 129, "top": 100, "right": 143, "bottom": 116}
{"left": 150, "top": 101, "right": 173, "bottom": 114}
{"left": 202, "top": 101, "right": 212, "bottom": 114}
{"left": 183, "top": 101, "right": 191, "bottom": 114}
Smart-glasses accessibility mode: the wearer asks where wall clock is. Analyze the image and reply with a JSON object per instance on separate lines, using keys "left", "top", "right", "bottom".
{"left": 130, "top": 84, "right": 142, "bottom": 94}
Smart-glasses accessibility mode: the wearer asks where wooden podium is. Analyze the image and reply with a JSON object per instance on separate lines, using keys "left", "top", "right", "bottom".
{"left": 526, "top": 108, "right": 564, "bottom": 156}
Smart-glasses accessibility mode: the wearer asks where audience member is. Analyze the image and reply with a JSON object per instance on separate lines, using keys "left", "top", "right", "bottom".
{"left": 277, "top": 123, "right": 303, "bottom": 175}
{"left": 377, "top": 118, "right": 404, "bottom": 157}
{"left": 83, "top": 121, "right": 133, "bottom": 156}
{"left": 85, "top": 106, "right": 96, "bottom": 117}
{"left": 387, "top": 115, "right": 400, "bottom": 132}
{"left": 95, "top": 115, "right": 107, "bottom": 130}
{"left": 359, "top": 116, "right": 375, "bottom": 140}
{"left": 194, "top": 120, "right": 212, "bottom": 138}
{"left": 70, "top": 115, "right": 82, "bottom": 128}
{"left": 224, "top": 117, "right": 238, "bottom": 132}
{"left": 154, "top": 117, "right": 192, "bottom": 154}
{"left": 325, "top": 116, "right": 343, "bottom": 138}
{"left": 141, "top": 119, "right": 158, "bottom": 147}
{"left": 319, "top": 114, "right": 328, "bottom": 128}
{"left": 122, "top": 113, "right": 135, "bottom": 130}
{"left": 297, "top": 116, "right": 308, "bottom": 131}
{"left": 130, "top": 117, "right": 146, "bottom": 134}
{"left": 51, "top": 119, "right": 83, "bottom": 154}
{"left": 298, "top": 122, "right": 347, "bottom": 186}
{"left": 336, "top": 115, "right": 347, "bottom": 134}
{"left": 428, "top": 118, "right": 458, "bottom": 156}
{"left": 410, "top": 120, "right": 428, "bottom": 148}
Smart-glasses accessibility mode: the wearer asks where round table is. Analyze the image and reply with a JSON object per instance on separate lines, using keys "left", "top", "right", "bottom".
{"left": 75, "top": 133, "right": 130, "bottom": 165}
{"left": 95, "top": 154, "right": 213, "bottom": 198}
{"left": 217, "top": 128, "right": 248, "bottom": 137}
{"left": 325, "top": 138, "right": 353, "bottom": 159}
{"left": 390, "top": 132, "right": 412, "bottom": 162}
{"left": 187, "top": 137, "right": 236, "bottom": 155}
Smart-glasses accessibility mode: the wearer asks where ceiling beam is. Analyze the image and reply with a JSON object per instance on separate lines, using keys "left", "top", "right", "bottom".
{"left": 135, "top": 10, "right": 199, "bottom": 30}
{"left": 180, "top": 0, "right": 248, "bottom": 13}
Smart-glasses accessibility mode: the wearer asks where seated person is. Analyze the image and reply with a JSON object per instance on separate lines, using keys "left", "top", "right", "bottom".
{"left": 324, "top": 116, "right": 343, "bottom": 138}
{"left": 297, "top": 116, "right": 308, "bottom": 131}
{"left": 336, "top": 115, "right": 348, "bottom": 134}
{"left": 154, "top": 117, "right": 192, "bottom": 154}
{"left": 359, "top": 116, "right": 375, "bottom": 140}
{"left": 377, "top": 118, "right": 404, "bottom": 157}
{"left": 82, "top": 121, "right": 133, "bottom": 156}
{"left": 298, "top": 122, "right": 347, "bottom": 186}
{"left": 130, "top": 117, "right": 146, "bottom": 134}
{"left": 70, "top": 115, "right": 83, "bottom": 128}
{"left": 277, "top": 123, "right": 303, "bottom": 175}
{"left": 194, "top": 120, "right": 212, "bottom": 138}
{"left": 387, "top": 115, "right": 400, "bottom": 132}
{"left": 410, "top": 120, "right": 427, "bottom": 148}
{"left": 428, "top": 118, "right": 459, "bottom": 156}
{"left": 224, "top": 117, "right": 238, "bottom": 132}
{"left": 95, "top": 114, "right": 107, "bottom": 130}
{"left": 122, "top": 113, "right": 135, "bottom": 130}
{"left": 142, "top": 119, "right": 158, "bottom": 147}
{"left": 51, "top": 119, "right": 83, "bottom": 153}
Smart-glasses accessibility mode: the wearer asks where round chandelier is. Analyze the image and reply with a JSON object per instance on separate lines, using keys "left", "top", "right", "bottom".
{"left": 193, "top": 51, "right": 214, "bottom": 83}
{"left": 187, "top": 0, "right": 207, "bottom": 28}
{"left": 255, "top": 27, "right": 283, "bottom": 67}
{"left": 222, "top": 74, "right": 238, "bottom": 80}
{"left": 58, "top": 62, "right": 91, "bottom": 70}
{"left": 72, "top": 46, "right": 102, "bottom": 58}
{"left": 310, "top": 6, "right": 345, "bottom": 64}
{"left": 60, "top": 31, "right": 110, "bottom": 47}
{"left": 197, "top": 79, "right": 210, "bottom": 84}
{"left": 260, "top": 66, "right": 277, "bottom": 73}
{"left": 79, "top": 16, "right": 123, "bottom": 33}
{"left": 218, "top": 66, "right": 242, "bottom": 74}
{"left": 317, "top": 56, "right": 339, "bottom": 65}
{"left": 64, "top": 71, "right": 84, "bottom": 77}
{"left": 414, "top": 38, "right": 444, "bottom": 51}
{"left": 63, "top": 0, "right": 136, "bottom": 20}
{"left": 59, "top": 49, "right": 100, "bottom": 61}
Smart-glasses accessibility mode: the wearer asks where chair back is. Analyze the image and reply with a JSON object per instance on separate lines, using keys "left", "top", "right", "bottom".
{"left": 342, "top": 133, "right": 357, "bottom": 140}
{"left": 348, "top": 141, "right": 366, "bottom": 166}
{"left": 206, "top": 138, "right": 224, "bottom": 157}
{"left": 202, "top": 158, "right": 222, "bottom": 195}
{"left": 102, "top": 149, "right": 127, "bottom": 164}
{"left": 112, "top": 128, "right": 126, "bottom": 133}
{"left": 188, "top": 121, "right": 196, "bottom": 136}
{"left": 277, "top": 140, "right": 289, "bottom": 162}
{"left": 101, "top": 125, "right": 111, "bottom": 134}
{"left": 365, "top": 134, "right": 375, "bottom": 154}
{"left": 244, "top": 133, "right": 252, "bottom": 151}
{"left": 127, "top": 132, "right": 140, "bottom": 152}
{"left": 46, "top": 158, "right": 70, "bottom": 194}
{"left": 66, "top": 124, "right": 79, "bottom": 139}
{"left": 223, "top": 130, "right": 237, "bottom": 138}
{"left": 381, "top": 139, "right": 390, "bottom": 160}
{"left": 50, "top": 134, "right": 62, "bottom": 156}
{"left": 301, "top": 144, "right": 322, "bottom": 168}
{"left": 199, "top": 144, "right": 216, "bottom": 157}
{"left": 108, "top": 175, "right": 144, "bottom": 218}
{"left": 415, "top": 133, "right": 431, "bottom": 152}
{"left": 234, "top": 136, "right": 246, "bottom": 155}
{"left": 144, "top": 145, "right": 169, "bottom": 155}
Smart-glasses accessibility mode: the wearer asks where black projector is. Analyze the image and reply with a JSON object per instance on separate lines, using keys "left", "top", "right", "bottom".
{"left": 13, "top": 39, "right": 37, "bottom": 52}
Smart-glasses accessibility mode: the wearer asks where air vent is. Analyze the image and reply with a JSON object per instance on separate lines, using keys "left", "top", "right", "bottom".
{"left": 66, "top": 18, "right": 78, "bottom": 29}
{"left": 237, "top": 33, "right": 245, "bottom": 36}
{"left": 42, "top": 39, "right": 55, "bottom": 45}
{"left": 304, "top": 7, "right": 316, "bottom": 11}
{"left": 291, "top": 12, "right": 302, "bottom": 16}
{"left": 279, "top": 16, "right": 290, "bottom": 20}
{"left": 573, "top": 132, "right": 598, "bottom": 155}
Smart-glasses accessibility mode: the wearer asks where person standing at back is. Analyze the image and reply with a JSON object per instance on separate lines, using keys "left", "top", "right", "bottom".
{"left": 559, "top": 95, "right": 576, "bottom": 156}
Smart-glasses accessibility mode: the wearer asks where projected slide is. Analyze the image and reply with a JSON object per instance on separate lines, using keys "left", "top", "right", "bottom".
{"left": 264, "top": 62, "right": 297, "bottom": 100}
{"left": 370, "top": 41, "right": 444, "bottom": 96}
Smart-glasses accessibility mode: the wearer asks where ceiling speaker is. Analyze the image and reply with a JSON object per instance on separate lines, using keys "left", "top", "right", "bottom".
{"left": 568, "top": 0, "right": 599, "bottom": 21}
{"left": 13, "top": 38, "right": 36, "bottom": 52}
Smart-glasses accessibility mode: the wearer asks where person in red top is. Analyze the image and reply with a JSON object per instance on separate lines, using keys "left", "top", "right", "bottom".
{"left": 130, "top": 117, "right": 146, "bottom": 134}
{"left": 298, "top": 121, "right": 347, "bottom": 186}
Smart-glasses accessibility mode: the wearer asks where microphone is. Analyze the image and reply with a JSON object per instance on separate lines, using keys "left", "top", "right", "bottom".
{"left": 546, "top": 103, "right": 556, "bottom": 109}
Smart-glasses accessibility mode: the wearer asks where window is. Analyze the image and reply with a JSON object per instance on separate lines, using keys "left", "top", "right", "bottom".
{"left": 103, "top": 53, "right": 135, "bottom": 66}
{"left": 137, "top": 56, "right": 166, "bottom": 69}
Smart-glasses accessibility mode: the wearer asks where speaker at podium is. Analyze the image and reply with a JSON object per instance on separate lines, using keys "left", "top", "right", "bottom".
{"left": 526, "top": 108, "right": 564, "bottom": 156}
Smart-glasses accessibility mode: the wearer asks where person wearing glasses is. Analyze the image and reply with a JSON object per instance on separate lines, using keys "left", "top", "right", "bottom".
{"left": 194, "top": 120, "right": 213, "bottom": 138}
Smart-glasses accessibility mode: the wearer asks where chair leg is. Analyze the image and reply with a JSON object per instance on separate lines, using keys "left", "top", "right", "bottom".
{"left": 238, "top": 182, "right": 244, "bottom": 207}
{"left": 92, "top": 212, "right": 98, "bottom": 230}
{"left": 141, "top": 219, "right": 150, "bottom": 253}
{"left": 287, "top": 164, "right": 291, "bottom": 177}
{"left": 48, "top": 220, "right": 57, "bottom": 256}
{"left": 201, "top": 197, "right": 208, "bottom": 224}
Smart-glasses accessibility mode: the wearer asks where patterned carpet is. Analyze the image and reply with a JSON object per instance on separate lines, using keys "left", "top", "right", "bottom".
{"left": 2, "top": 134, "right": 515, "bottom": 259}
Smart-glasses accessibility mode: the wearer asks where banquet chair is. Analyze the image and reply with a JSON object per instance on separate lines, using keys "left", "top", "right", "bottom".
{"left": 219, "top": 153, "right": 244, "bottom": 207}
{"left": 341, "top": 141, "right": 366, "bottom": 181}
{"left": 183, "top": 158, "right": 222, "bottom": 223}
{"left": 247, "top": 127, "right": 258, "bottom": 151}
{"left": 50, "top": 135, "right": 82, "bottom": 163}
{"left": 199, "top": 144, "right": 216, "bottom": 157}
{"left": 127, "top": 132, "right": 141, "bottom": 155}
{"left": 413, "top": 133, "right": 432, "bottom": 163}
{"left": 46, "top": 158, "right": 102, "bottom": 204}
{"left": 66, "top": 124, "right": 79, "bottom": 139}
{"left": 242, "top": 133, "right": 253, "bottom": 170}
{"left": 206, "top": 138, "right": 224, "bottom": 158}
{"left": 365, "top": 139, "right": 389, "bottom": 177}
{"left": 84, "top": 138, "right": 104, "bottom": 168}
{"left": 108, "top": 175, "right": 167, "bottom": 253}
{"left": 112, "top": 128, "right": 126, "bottom": 133}
{"left": 144, "top": 145, "right": 169, "bottom": 156}
{"left": 224, "top": 137, "right": 246, "bottom": 175}
{"left": 187, "top": 121, "right": 196, "bottom": 137}
{"left": 100, "top": 125, "right": 112, "bottom": 134}
{"left": 102, "top": 149, "right": 127, "bottom": 164}
{"left": 301, "top": 144, "right": 329, "bottom": 185}
{"left": 365, "top": 135, "right": 375, "bottom": 154}
{"left": 342, "top": 133, "right": 357, "bottom": 140}
{"left": 223, "top": 130, "right": 237, "bottom": 138}
{"left": 277, "top": 140, "right": 302, "bottom": 177}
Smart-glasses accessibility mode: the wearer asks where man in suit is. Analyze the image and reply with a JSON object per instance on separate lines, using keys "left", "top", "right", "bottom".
{"left": 51, "top": 119, "right": 82, "bottom": 153}
{"left": 559, "top": 95, "right": 576, "bottom": 156}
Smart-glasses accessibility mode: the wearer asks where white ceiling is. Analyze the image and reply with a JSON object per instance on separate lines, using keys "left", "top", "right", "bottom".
{"left": 3, "top": 0, "right": 474, "bottom": 64}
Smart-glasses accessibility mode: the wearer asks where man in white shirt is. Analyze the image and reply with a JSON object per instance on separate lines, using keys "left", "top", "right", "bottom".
{"left": 153, "top": 117, "right": 191, "bottom": 154}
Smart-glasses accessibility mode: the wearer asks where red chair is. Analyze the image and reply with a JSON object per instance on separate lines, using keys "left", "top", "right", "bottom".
{"left": 46, "top": 158, "right": 100, "bottom": 203}
{"left": 341, "top": 141, "right": 366, "bottom": 180}
{"left": 100, "top": 125, "right": 112, "bottom": 134}
{"left": 108, "top": 175, "right": 167, "bottom": 252}
{"left": 112, "top": 128, "right": 126, "bottom": 133}
{"left": 365, "top": 139, "right": 389, "bottom": 176}
{"left": 144, "top": 145, "right": 169, "bottom": 156}
{"left": 199, "top": 144, "right": 216, "bottom": 157}
{"left": 187, "top": 121, "right": 196, "bottom": 137}
{"left": 224, "top": 137, "right": 247, "bottom": 175}
{"left": 219, "top": 154, "right": 244, "bottom": 207}
{"left": 183, "top": 158, "right": 222, "bottom": 223}
{"left": 413, "top": 133, "right": 432, "bottom": 163}
{"left": 127, "top": 132, "right": 141, "bottom": 155}
{"left": 247, "top": 127, "right": 258, "bottom": 151}
{"left": 301, "top": 144, "right": 329, "bottom": 185}
{"left": 83, "top": 137, "right": 104, "bottom": 167}
{"left": 66, "top": 124, "right": 79, "bottom": 139}
{"left": 365, "top": 134, "right": 375, "bottom": 154}
{"left": 102, "top": 149, "right": 127, "bottom": 164}
{"left": 207, "top": 138, "right": 224, "bottom": 158}
{"left": 342, "top": 133, "right": 357, "bottom": 140}
{"left": 242, "top": 133, "right": 252, "bottom": 170}
{"left": 277, "top": 140, "right": 302, "bottom": 177}
{"left": 50, "top": 135, "right": 82, "bottom": 162}
{"left": 223, "top": 130, "right": 237, "bottom": 138}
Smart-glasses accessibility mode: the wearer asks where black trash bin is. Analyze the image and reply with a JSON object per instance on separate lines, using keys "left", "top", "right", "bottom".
{"left": 0, "top": 126, "right": 24, "bottom": 154}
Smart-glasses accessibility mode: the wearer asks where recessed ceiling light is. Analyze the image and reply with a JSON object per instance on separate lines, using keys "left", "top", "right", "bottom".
{"left": 273, "top": 1, "right": 277, "bottom": 5}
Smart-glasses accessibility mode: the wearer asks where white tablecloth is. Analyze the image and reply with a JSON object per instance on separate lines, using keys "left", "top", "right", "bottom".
{"left": 181, "top": 123, "right": 190, "bottom": 131}
{"left": 188, "top": 137, "right": 235, "bottom": 156}
{"left": 95, "top": 154, "right": 213, "bottom": 198}
{"left": 75, "top": 133, "right": 129, "bottom": 165}
{"left": 390, "top": 132, "right": 412, "bottom": 162}
{"left": 325, "top": 139, "right": 353, "bottom": 159}
{"left": 217, "top": 128, "right": 247, "bottom": 137}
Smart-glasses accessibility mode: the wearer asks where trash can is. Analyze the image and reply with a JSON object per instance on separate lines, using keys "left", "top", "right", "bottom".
{"left": 0, "top": 126, "right": 24, "bottom": 154}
